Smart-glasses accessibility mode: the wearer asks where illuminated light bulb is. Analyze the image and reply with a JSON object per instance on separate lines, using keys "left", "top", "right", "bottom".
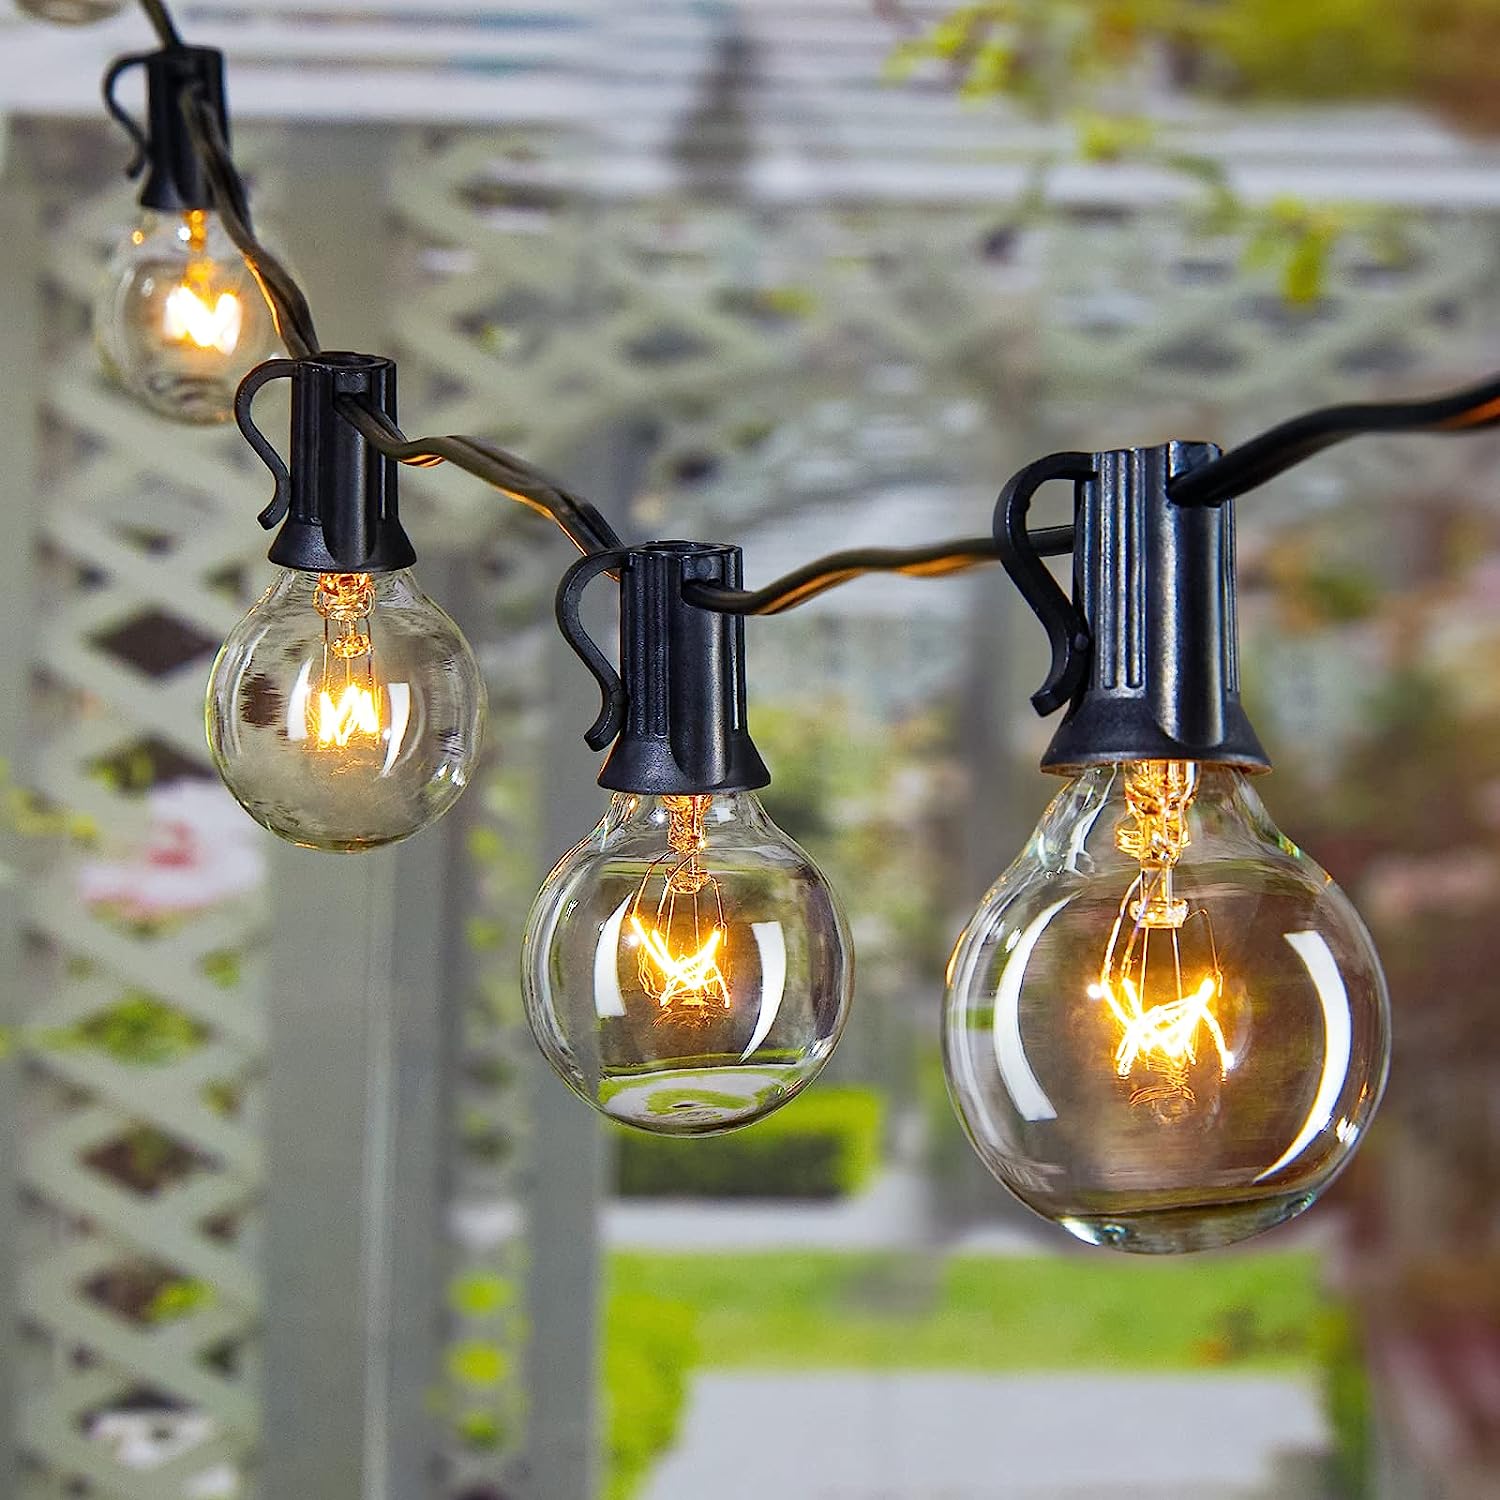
{"left": 206, "top": 567, "right": 485, "bottom": 852}
{"left": 522, "top": 790, "right": 852, "bottom": 1134}
{"left": 95, "top": 208, "right": 277, "bottom": 423}
{"left": 943, "top": 760, "right": 1390, "bottom": 1253}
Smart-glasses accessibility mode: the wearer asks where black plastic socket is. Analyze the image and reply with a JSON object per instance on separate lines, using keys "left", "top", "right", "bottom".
{"left": 104, "top": 45, "right": 230, "bottom": 214}
{"left": 996, "top": 441, "right": 1270, "bottom": 773}
{"left": 235, "top": 353, "right": 417, "bottom": 574}
{"left": 557, "top": 542, "right": 772, "bottom": 796}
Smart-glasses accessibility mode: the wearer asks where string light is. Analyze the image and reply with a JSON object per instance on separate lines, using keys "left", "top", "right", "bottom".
{"left": 64, "top": 0, "right": 1500, "bottom": 1248}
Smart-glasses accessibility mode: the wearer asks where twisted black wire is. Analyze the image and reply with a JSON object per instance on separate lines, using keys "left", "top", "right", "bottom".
{"left": 1171, "top": 372, "right": 1500, "bottom": 507}
{"left": 131, "top": 0, "right": 1500, "bottom": 604}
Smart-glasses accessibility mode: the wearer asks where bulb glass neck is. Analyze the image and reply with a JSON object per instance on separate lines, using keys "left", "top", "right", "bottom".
{"left": 1031, "top": 761, "right": 1283, "bottom": 875}
{"left": 600, "top": 789, "right": 769, "bottom": 835}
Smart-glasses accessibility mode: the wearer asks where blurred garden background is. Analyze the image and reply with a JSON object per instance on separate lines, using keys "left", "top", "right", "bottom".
{"left": 2, "top": 1, "right": 1500, "bottom": 1497}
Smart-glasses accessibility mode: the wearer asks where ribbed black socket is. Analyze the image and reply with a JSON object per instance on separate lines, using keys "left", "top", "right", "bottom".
{"left": 236, "top": 353, "right": 417, "bottom": 574}
{"left": 104, "top": 46, "right": 230, "bottom": 214}
{"left": 997, "top": 441, "right": 1270, "bottom": 773}
{"left": 557, "top": 542, "right": 772, "bottom": 796}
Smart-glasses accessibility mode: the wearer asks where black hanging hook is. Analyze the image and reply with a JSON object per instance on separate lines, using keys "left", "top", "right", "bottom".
{"left": 993, "top": 451, "right": 1097, "bottom": 715}
{"left": 557, "top": 548, "right": 634, "bottom": 750}
{"left": 102, "top": 52, "right": 155, "bottom": 180}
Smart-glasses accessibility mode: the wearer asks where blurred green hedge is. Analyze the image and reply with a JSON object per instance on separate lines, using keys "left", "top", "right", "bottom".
{"left": 605, "top": 1290, "right": 697, "bottom": 1500}
{"left": 616, "top": 1086, "right": 884, "bottom": 1199}
{"left": 1319, "top": 1306, "right": 1373, "bottom": 1499}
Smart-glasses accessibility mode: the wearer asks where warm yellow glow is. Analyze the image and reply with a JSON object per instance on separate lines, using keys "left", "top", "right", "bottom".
{"left": 625, "top": 795, "right": 733, "bottom": 1019}
{"left": 1092, "top": 973, "right": 1231, "bottom": 1079}
{"left": 163, "top": 283, "right": 243, "bottom": 354}
{"left": 1093, "top": 760, "right": 1232, "bottom": 1118}
{"left": 158, "top": 211, "right": 244, "bottom": 355}
{"left": 317, "top": 683, "right": 381, "bottom": 748}
{"left": 310, "top": 573, "right": 382, "bottom": 753}
{"left": 629, "top": 914, "right": 730, "bottom": 1012}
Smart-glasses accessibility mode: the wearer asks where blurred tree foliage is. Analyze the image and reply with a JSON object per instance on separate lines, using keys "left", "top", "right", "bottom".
{"left": 885, "top": 0, "right": 1500, "bottom": 129}
{"left": 1212, "top": 0, "right": 1500, "bottom": 131}
{"left": 880, "top": 0, "right": 1487, "bottom": 299}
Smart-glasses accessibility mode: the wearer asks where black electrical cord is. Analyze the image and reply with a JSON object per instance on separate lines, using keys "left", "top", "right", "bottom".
{"left": 335, "top": 398, "right": 622, "bottom": 557}
{"left": 138, "top": 0, "right": 181, "bottom": 48}
{"left": 1170, "top": 370, "right": 1500, "bottom": 507}
{"left": 681, "top": 529, "right": 1076, "bottom": 616}
{"left": 704, "top": 361, "right": 1500, "bottom": 615}
{"left": 692, "top": 350, "right": 1500, "bottom": 614}
{"left": 177, "top": 88, "right": 320, "bottom": 356}
{"left": 128, "top": 0, "right": 1500, "bottom": 608}
{"left": 132, "top": 0, "right": 623, "bottom": 555}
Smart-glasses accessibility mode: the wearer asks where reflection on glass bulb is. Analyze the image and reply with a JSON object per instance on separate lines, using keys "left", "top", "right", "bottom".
{"left": 943, "top": 761, "right": 1389, "bottom": 1253}
{"left": 523, "top": 791, "right": 852, "bottom": 1135}
{"left": 95, "top": 209, "right": 278, "bottom": 423}
{"left": 206, "top": 568, "right": 485, "bottom": 851}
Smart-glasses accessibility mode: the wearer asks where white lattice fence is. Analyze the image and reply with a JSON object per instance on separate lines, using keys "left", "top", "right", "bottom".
{"left": 6, "top": 124, "right": 277, "bottom": 1500}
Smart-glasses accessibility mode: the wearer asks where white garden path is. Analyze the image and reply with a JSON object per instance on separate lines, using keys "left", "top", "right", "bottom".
{"left": 645, "top": 1370, "right": 1331, "bottom": 1500}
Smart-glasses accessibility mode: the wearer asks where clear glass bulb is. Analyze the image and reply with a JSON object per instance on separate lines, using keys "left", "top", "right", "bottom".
{"left": 95, "top": 209, "right": 279, "bottom": 424}
{"left": 523, "top": 791, "right": 853, "bottom": 1134}
{"left": 944, "top": 760, "right": 1389, "bottom": 1253}
{"left": 206, "top": 569, "right": 486, "bottom": 851}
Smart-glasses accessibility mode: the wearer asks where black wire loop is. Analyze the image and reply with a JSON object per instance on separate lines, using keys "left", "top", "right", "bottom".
{"left": 102, "top": 53, "right": 154, "bottom": 179}
{"left": 994, "top": 451, "right": 1097, "bottom": 715}
{"left": 556, "top": 549, "right": 633, "bottom": 749}
{"left": 234, "top": 359, "right": 301, "bottom": 528}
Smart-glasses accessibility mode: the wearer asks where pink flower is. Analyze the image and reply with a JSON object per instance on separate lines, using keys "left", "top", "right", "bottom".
{"left": 77, "top": 782, "right": 264, "bottom": 918}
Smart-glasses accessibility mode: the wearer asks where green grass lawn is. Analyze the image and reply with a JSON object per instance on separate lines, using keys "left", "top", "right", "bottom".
{"left": 608, "top": 1249, "right": 1326, "bottom": 1372}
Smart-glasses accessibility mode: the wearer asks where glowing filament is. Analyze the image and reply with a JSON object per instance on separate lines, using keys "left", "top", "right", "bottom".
{"left": 1093, "top": 761, "right": 1233, "bottom": 1118}
{"left": 630, "top": 915, "right": 730, "bottom": 1012}
{"left": 1093, "top": 973, "right": 1230, "bottom": 1079}
{"left": 317, "top": 683, "right": 381, "bottom": 747}
{"left": 311, "top": 573, "right": 381, "bottom": 752}
{"left": 163, "top": 284, "right": 243, "bottom": 354}
{"left": 627, "top": 795, "right": 732, "bottom": 1019}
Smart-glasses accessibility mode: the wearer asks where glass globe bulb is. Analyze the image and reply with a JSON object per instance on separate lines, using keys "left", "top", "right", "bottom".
{"left": 944, "top": 760, "right": 1389, "bottom": 1254}
{"left": 523, "top": 791, "right": 853, "bottom": 1134}
{"left": 95, "top": 208, "right": 279, "bottom": 424}
{"left": 206, "top": 568, "right": 486, "bottom": 851}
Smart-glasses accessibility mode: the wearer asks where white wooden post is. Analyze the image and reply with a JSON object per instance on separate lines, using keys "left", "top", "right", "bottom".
{"left": 0, "top": 134, "right": 45, "bottom": 1500}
